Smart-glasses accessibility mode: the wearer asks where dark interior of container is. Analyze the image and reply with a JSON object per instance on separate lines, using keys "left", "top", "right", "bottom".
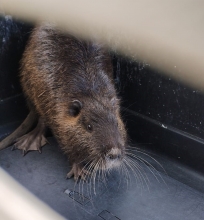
{"left": 1, "top": 16, "right": 204, "bottom": 220}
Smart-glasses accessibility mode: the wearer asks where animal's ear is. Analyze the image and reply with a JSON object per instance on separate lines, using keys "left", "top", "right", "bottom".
{"left": 68, "top": 100, "right": 83, "bottom": 117}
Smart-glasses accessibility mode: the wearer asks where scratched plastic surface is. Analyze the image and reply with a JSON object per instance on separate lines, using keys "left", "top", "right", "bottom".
{"left": 1, "top": 138, "right": 204, "bottom": 220}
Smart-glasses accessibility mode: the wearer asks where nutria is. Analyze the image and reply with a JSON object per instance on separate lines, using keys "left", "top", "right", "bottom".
{"left": 0, "top": 23, "right": 127, "bottom": 181}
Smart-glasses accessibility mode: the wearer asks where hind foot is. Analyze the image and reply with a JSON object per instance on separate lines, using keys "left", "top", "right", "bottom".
{"left": 66, "top": 163, "right": 90, "bottom": 181}
{"left": 12, "top": 117, "right": 48, "bottom": 156}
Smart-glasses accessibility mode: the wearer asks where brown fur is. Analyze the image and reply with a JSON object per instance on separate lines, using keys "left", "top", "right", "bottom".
{"left": 20, "top": 23, "right": 127, "bottom": 170}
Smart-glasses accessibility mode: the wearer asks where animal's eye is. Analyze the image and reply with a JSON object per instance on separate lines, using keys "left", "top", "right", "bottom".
{"left": 87, "top": 124, "right": 93, "bottom": 132}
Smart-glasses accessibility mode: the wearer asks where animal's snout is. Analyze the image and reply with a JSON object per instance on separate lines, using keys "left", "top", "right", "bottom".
{"left": 106, "top": 148, "right": 122, "bottom": 161}
{"left": 107, "top": 153, "right": 121, "bottom": 160}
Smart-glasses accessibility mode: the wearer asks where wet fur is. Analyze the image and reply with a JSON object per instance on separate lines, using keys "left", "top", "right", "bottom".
{"left": 20, "top": 23, "right": 127, "bottom": 171}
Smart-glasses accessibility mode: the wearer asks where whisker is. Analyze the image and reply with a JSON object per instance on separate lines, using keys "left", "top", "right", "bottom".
{"left": 126, "top": 152, "right": 160, "bottom": 183}
{"left": 100, "top": 159, "right": 108, "bottom": 185}
{"left": 123, "top": 157, "right": 143, "bottom": 189}
{"left": 92, "top": 159, "right": 101, "bottom": 195}
{"left": 120, "top": 160, "right": 130, "bottom": 190}
{"left": 127, "top": 156, "right": 150, "bottom": 186}
{"left": 88, "top": 160, "right": 97, "bottom": 198}
{"left": 117, "top": 163, "right": 123, "bottom": 190}
{"left": 86, "top": 161, "right": 96, "bottom": 198}
{"left": 76, "top": 154, "right": 93, "bottom": 165}
{"left": 126, "top": 152, "right": 166, "bottom": 185}
{"left": 126, "top": 147, "right": 167, "bottom": 175}
{"left": 77, "top": 162, "right": 89, "bottom": 201}
{"left": 125, "top": 156, "right": 150, "bottom": 190}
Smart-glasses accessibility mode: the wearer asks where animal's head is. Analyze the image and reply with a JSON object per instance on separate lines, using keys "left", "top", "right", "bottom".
{"left": 59, "top": 96, "right": 127, "bottom": 172}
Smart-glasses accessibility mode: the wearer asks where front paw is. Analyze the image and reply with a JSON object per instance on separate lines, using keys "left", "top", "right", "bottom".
{"left": 66, "top": 163, "right": 90, "bottom": 181}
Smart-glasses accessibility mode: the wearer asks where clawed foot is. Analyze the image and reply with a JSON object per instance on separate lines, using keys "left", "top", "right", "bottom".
{"left": 66, "top": 163, "right": 90, "bottom": 181}
{"left": 12, "top": 132, "right": 48, "bottom": 156}
{"left": 12, "top": 117, "right": 48, "bottom": 156}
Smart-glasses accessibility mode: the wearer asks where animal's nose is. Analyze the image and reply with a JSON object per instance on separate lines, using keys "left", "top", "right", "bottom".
{"left": 106, "top": 147, "right": 122, "bottom": 160}
{"left": 107, "top": 153, "right": 121, "bottom": 160}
